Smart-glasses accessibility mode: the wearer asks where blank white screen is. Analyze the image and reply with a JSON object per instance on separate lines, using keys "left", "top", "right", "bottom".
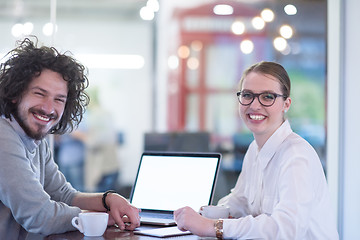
{"left": 131, "top": 155, "right": 219, "bottom": 211}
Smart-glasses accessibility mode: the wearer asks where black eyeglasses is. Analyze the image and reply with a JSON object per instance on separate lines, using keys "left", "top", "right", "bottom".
{"left": 236, "top": 91, "right": 287, "bottom": 107}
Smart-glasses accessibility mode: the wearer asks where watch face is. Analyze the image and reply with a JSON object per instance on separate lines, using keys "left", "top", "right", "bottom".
{"left": 215, "top": 219, "right": 223, "bottom": 228}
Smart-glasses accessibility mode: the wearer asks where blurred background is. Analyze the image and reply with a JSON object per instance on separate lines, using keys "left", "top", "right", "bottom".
{"left": 1, "top": 0, "right": 347, "bottom": 235}
{"left": 0, "top": 0, "right": 326, "bottom": 208}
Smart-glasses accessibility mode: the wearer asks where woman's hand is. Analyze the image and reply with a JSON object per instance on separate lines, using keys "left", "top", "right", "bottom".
{"left": 174, "top": 206, "right": 216, "bottom": 237}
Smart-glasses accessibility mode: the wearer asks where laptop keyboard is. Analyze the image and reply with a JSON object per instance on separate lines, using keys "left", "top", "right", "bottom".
{"left": 140, "top": 211, "right": 174, "bottom": 219}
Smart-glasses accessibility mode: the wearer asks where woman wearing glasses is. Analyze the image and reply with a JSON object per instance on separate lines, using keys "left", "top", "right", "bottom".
{"left": 174, "top": 61, "right": 338, "bottom": 239}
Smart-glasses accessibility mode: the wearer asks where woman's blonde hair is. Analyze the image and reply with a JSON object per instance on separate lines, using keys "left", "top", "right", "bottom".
{"left": 239, "top": 61, "right": 291, "bottom": 98}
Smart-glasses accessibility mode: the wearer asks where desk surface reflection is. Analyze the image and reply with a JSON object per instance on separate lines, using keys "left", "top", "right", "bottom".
{"left": 46, "top": 226, "right": 207, "bottom": 240}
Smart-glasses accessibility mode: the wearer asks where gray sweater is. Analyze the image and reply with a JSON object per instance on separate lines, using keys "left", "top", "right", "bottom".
{"left": 0, "top": 117, "right": 81, "bottom": 239}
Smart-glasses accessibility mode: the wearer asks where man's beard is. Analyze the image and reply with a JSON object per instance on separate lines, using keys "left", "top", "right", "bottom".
{"left": 13, "top": 108, "right": 58, "bottom": 141}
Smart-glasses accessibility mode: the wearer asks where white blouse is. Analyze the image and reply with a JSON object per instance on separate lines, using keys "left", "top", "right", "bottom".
{"left": 218, "top": 120, "right": 339, "bottom": 239}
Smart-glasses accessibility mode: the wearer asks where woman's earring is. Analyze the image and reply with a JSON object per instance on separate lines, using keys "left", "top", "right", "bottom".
{"left": 284, "top": 109, "right": 288, "bottom": 113}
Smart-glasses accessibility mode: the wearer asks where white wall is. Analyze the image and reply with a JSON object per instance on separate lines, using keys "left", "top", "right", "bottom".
{"left": 328, "top": 0, "right": 360, "bottom": 239}
{"left": 342, "top": 0, "right": 360, "bottom": 238}
{"left": 0, "top": 18, "right": 154, "bottom": 186}
{"left": 55, "top": 20, "right": 153, "bottom": 185}
{"left": 327, "top": 0, "right": 341, "bottom": 232}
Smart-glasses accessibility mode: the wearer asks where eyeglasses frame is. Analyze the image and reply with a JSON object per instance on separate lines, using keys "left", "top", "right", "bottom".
{"left": 236, "top": 91, "right": 288, "bottom": 107}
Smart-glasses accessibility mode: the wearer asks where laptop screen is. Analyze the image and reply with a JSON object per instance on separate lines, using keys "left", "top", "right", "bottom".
{"left": 130, "top": 152, "right": 221, "bottom": 212}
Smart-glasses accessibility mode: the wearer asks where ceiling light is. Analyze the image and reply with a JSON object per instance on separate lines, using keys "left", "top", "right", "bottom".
{"left": 147, "top": 0, "right": 159, "bottom": 13}
{"left": 76, "top": 54, "right": 145, "bottom": 69}
{"left": 281, "top": 45, "right": 291, "bottom": 55}
{"left": 231, "top": 21, "right": 245, "bottom": 35}
{"left": 284, "top": 4, "right": 297, "bottom": 15}
{"left": 187, "top": 57, "right": 199, "bottom": 70}
{"left": 140, "top": 6, "right": 154, "bottom": 20}
{"left": 252, "top": 17, "right": 265, "bottom": 30}
{"left": 240, "top": 40, "right": 254, "bottom": 54}
{"left": 261, "top": 8, "right": 275, "bottom": 22}
{"left": 273, "top": 37, "right": 287, "bottom": 51}
{"left": 177, "top": 45, "right": 190, "bottom": 59}
{"left": 191, "top": 41, "right": 203, "bottom": 51}
{"left": 280, "top": 25, "right": 293, "bottom": 39}
{"left": 168, "top": 55, "right": 179, "bottom": 70}
{"left": 11, "top": 23, "right": 23, "bottom": 37}
{"left": 43, "top": 22, "right": 58, "bottom": 36}
{"left": 213, "top": 4, "right": 233, "bottom": 15}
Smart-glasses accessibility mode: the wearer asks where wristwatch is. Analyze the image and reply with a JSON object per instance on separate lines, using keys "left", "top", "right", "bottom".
{"left": 215, "top": 219, "right": 224, "bottom": 239}
{"left": 102, "top": 190, "right": 117, "bottom": 212}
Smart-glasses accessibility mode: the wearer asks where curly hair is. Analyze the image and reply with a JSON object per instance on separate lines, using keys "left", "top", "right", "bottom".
{"left": 0, "top": 37, "right": 89, "bottom": 134}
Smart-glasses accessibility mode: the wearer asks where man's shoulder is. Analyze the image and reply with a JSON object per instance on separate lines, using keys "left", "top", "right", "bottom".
{"left": 0, "top": 118, "right": 23, "bottom": 148}
{"left": 0, "top": 117, "right": 16, "bottom": 135}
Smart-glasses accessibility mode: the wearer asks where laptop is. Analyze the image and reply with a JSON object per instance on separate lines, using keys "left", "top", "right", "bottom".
{"left": 129, "top": 151, "right": 222, "bottom": 226}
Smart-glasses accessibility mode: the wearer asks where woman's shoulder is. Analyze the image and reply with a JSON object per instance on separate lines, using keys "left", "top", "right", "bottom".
{"left": 285, "top": 131, "right": 313, "bottom": 147}
{"left": 279, "top": 131, "right": 320, "bottom": 160}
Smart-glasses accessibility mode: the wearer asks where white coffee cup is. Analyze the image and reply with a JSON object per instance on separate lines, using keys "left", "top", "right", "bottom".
{"left": 71, "top": 212, "right": 108, "bottom": 237}
{"left": 200, "top": 205, "right": 230, "bottom": 219}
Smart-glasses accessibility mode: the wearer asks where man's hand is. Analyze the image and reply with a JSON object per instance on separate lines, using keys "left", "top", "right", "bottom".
{"left": 106, "top": 193, "right": 140, "bottom": 230}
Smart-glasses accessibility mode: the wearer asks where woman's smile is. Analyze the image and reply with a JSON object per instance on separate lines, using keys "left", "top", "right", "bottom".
{"left": 239, "top": 72, "right": 291, "bottom": 148}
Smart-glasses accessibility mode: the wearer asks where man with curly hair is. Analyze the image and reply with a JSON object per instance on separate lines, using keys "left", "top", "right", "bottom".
{"left": 0, "top": 38, "right": 140, "bottom": 239}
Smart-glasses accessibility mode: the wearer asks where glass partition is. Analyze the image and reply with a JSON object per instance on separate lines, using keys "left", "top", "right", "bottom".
{"left": 0, "top": 0, "right": 154, "bottom": 195}
{"left": 158, "top": 0, "right": 327, "bottom": 200}
{"left": 0, "top": 0, "right": 327, "bottom": 200}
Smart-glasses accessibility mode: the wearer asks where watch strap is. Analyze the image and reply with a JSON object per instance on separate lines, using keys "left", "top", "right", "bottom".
{"left": 215, "top": 219, "right": 224, "bottom": 239}
{"left": 102, "top": 190, "right": 117, "bottom": 212}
